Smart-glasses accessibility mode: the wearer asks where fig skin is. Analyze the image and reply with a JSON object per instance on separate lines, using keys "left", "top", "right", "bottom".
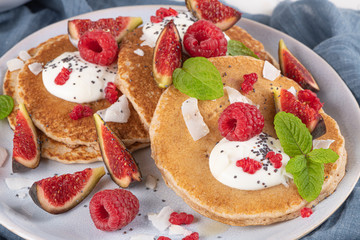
{"left": 278, "top": 39, "right": 320, "bottom": 92}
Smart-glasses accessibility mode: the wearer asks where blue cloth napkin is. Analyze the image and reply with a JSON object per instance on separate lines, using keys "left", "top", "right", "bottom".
{"left": 0, "top": 0, "right": 359, "bottom": 239}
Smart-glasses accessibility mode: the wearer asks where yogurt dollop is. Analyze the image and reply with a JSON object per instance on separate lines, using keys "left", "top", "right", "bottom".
{"left": 209, "top": 133, "right": 291, "bottom": 190}
{"left": 42, "top": 52, "right": 117, "bottom": 103}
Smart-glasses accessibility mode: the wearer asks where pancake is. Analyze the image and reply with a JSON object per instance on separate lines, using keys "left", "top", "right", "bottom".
{"left": 149, "top": 56, "right": 346, "bottom": 226}
{"left": 116, "top": 25, "right": 277, "bottom": 130}
{"left": 16, "top": 34, "right": 149, "bottom": 147}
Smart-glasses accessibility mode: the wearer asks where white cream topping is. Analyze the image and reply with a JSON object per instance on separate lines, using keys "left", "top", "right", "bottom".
{"left": 7, "top": 58, "right": 24, "bottom": 72}
{"left": 28, "top": 62, "right": 43, "bottom": 75}
{"left": 96, "top": 95, "right": 130, "bottom": 123}
{"left": 263, "top": 60, "right": 280, "bottom": 81}
{"left": 181, "top": 98, "right": 209, "bottom": 141}
{"left": 42, "top": 52, "right": 117, "bottom": 104}
{"left": 209, "top": 133, "right": 290, "bottom": 190}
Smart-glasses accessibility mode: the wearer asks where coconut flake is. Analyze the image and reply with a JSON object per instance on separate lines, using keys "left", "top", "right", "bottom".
{"left": 263, "top": 60, "right": 280, "bottom": 81}
{"left": 145, "top": 175, "right": 157, "bottom": 190}
{"left": 224, "top": 86, "right": 255, "bottom": 105}
{"left": 287, "top": 86, "right": 297, "bottom": 96}
{"left": 181, "top": 98, "right": 209, "bottom": 141}
{"left": 134, "top": 48, "right": 144, "bottom": 56}
{"left": 28, "top": 62, "right": 43, "bottom": 75}
{"left": 148, "top": 206, "right": 173, "bottom": 231}
{"left": 0, "top": 147, "right": 8, "bottom": 167}
{"left": 6, "top": 58, "right": 24, "bottom": 72}
{"left": 169, "top": 225, "right": 192, "bottom": 236}
{"left": 17, "top": 192, "right": 27, "bottom": 199}
{"left": 19, "top": 51, "right": 31, "bottom": 61}
{"left": 313, "top": 139, "right": 335, "bottom": 149}
{"left": 130, "top": 235, "right": 155, "bottom": 240}
{"left": 97, "top": 95, "right": 131, "bottom": 123}
{"left": 5, "top": 178, "right": 34, "bottom": 190}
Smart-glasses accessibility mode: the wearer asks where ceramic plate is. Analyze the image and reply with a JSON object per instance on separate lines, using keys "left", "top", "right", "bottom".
{"left": 0, "top": 5, "right": 359, "bottom": 240}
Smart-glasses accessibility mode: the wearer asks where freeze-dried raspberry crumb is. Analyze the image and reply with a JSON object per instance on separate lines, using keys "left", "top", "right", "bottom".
{"left": 69, "top": 104, "right": 93, "bottom": 120}
{"left": 266, "top": 151, "right": 283, "bottom": 169}
{"left": 150, "top": 7, "right": 178, "bottom": 23}
{"left": 241, "top": 73, "right": 258, "bottom": 94}
{"left": 297, "top": 89, "right": 323, "bottom": 112}
{"left": 182, "top": 232, "right": 199, "bottom": 240}
{"left": 236, "top": 157, "right": 262, "bottom": 174}
{"left": 218, "top": 102, "right": 264, "bottom": 141}
{"left": 158, "top": 237, "right": 172, "bottom": 240}
{"left": 104, "top": 82, "right": 119, "bottom": 104}
{"left": 78, "top": 30, "right": 118, "bottom": 66}
{"left": 169, "top": 212, "right": 194, "bottom": 225}
{"left": 184, "top": 20, "right": 227, "bottom": 58}
{"left": 301, "top": 207, "right": 313, "bottom": 218}
{"left": 89, "top": 189, "right": 139, "bottom": 231}
{"left": 54, "top": 67, "right": 72, "bottom": 85}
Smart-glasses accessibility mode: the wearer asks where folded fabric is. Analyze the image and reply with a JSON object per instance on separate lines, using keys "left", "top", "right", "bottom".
{"left": 0, "top": 0, "right": 359, "bottom": 239}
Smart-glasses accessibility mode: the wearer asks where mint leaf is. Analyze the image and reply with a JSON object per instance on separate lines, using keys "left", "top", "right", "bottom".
{"left": 173, "top": 57, "right": 224, "bottom": 100}
{"left": 307, "top": 149, "right": 339, "bottom": 164}
{"left": 0, "top": 95, "right": 14, "bottom": 119}
{"left": 286, "top": 155, "right": 306, "bottom": 174}
{"left": 274, "top": 112, "right": 312, "bottom": 157}
{"left": 227, "top": 40, "right": 259, "bottom": 59}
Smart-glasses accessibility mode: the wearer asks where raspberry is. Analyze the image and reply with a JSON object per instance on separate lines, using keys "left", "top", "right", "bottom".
{"left": 104, "top": 82, "right": 119, "bottom": 104}
{"left": 78, "top": 30, "right": 118, "bottom": 66}
{"left": 241, "top": 73, "right": 258, "bottom": 94}
{"left": 158, "top": 237, "right": 172, "bottom": 240}
{"left": 218, "top": 102, "right": 264, "bottom": 141}
{"left": 236, "top": 157, "right": 262, "bottom": 174}
{"left": 184, "top": 20, "right": 227, "bottom": 58}
{"left": 301, "top": 207, "right": 313, "bottom": 218}
{"left": 169, "top": 212, "right": 194, "bottom": 225}
{"left": 150, "top": 7, "right": 178, "bottom": 23}
{"left": 89, "top": 189, "right": 139, "bottom": 231}
{"left": 69, "top": 104, "right": 93, "bottom": 120}
{"left": 54, "top": 67, "right": 72, "bottom": 85}
{"left": 297, "top": 89, "right": 323, "bottom": 112}
{"left": 182, "top": 232, "right": 199, "bottom": 240}
{"left": 266, "top": 151, "right": 283, "bottom": 169}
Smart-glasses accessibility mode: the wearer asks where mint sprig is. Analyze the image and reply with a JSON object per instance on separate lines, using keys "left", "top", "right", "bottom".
{"left": 0, "top": 95, "right": 14, "bottom": 119}
{"left": 227, "top": 40, "right": 259, "bottom": 59}
{"left": 173, "top": 57, "right": 224, "bottom": 100}
{"left": 274, "top": 112, "right": 339, "bottom": 202}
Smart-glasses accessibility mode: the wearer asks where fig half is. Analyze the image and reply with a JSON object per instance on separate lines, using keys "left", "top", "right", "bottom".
{"left": 152, "top": 20, "right": 182, "bottom": 88}
{"left": 12, "top": 103, "right": 40, "bottom": 172}
{"left": 94, "top": 113, "right": 141, "bottom": 188}
{"left": 278, "top": 39, "right": 320, "bottom": 92}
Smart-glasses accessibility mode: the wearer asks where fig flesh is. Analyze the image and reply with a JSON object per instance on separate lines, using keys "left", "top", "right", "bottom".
{"left": 278, "top": 39, "right": 320, "bottom": 92}
{"left": 29, "top": 167, "right": 105, "bottom": 214}
{"left": 94, "top": 113, "right": 141, "bottom": 188}
{"left": 153, "top": 20, "right": 182, "bottom": 88}
{"left": 12, "top": 103, "right": 40, "bottom": 172}
{"left": 185, "top": 0, "right": 241, "bottom": 31}
{"left": 273, "top": 88, "right": 326, "bottom": 138}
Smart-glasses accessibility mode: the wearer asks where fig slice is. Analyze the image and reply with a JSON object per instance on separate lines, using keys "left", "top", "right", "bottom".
{"left": 29, "top": 167, "right": 105, "bottom": 214}
{"left": 12, "top": 103, "right": 40, "bottom": 172}
{"left": 278, "top": 39, "right": 320, "bottom": 92}
{"left": 152, "top": 19, "right": 182, "bottom": 88}
{"left": 273, "top": 88, "right": 326, "bottom": 138}
{"left": 68, "top": 16, "right": 142, "bottom": 45}
{"left": 94, "top": 113, "right": 141, "bottom": 188}
{"left": 185, "top": 0, "right": 242, "bottom": 31}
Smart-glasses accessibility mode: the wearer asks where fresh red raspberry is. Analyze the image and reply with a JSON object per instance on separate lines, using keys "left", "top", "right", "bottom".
{"left": 169, "top": 212, "right": 194, "bottom": 225}
{"left": 69, "top": 104, "right": 93, "bottom": 120}
{"left": 301, "top": 207, "right": 313, "bottom": 218}
{"left": 158, "top": 237, "right": 172, "bottom": 240}
{"left": 89, "top": 189, "right": 139, "bottom": 231}
{"left": 297, "top": 89, "right": 323, "bottom": 112}
{"left": 104, "top": 82, "right": 119, "bottom": 104}
{"left": 266, "top": 151, "right": 283, "bottom": 169}
{"left": 236, "top": 157, "right": 262, "bottom": 174}
{"left": 184, "top": 20, "right": 227, "bottom": 58}
{"left": 151, "top": 16, "right": 163, "bottom": 23}
{"left": 218, "top": 102, "right": 264, "bottom": 141}
{"left": 182, "top": 232, "right": 199, "bottom": 240}
{"left": 241, "top": 73, "right": 258, "bottom": 94}
{"left": 150, "top": 7, "right": 178, "bottom": 23}
{"left": 54, "top": 67, "right": 72, "bottom": 85}
{"left": 78, "top": 30, "right": 118, "bottom": 66}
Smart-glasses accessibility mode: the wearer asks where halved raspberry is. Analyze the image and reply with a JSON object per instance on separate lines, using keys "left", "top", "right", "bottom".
{"left": 78, "top": 30, "right": 118, "bottom": 66}
{"left": 158, "top": 237, "right": 172, "bottom": 240}
{"left": 297, "top": 89, "right": 323, "bottom": 112}
{"left": 300, "top": 207, "right": 313, "bottom": 218}
{"left": 104, "top": 82, "right": 119, "bottom": 104}
{"left": 182, "top": 232, "right": 199, "bottom": 240}
{"left": 218, "top": 102, "right": 264, "bottom": 141}
{"left": 89, "top": 189, "right": 139, "bottom": 231}
{"left": 183, "top": 20, "right": 227, "bottom": 58}
{"left": 169, "top": 212, "right": 194, "bottom": 225}
{"left": 266, "top": 151, "right": 283, "bottom": 169}
{"left": 151, "top": 8, "right": 178, "bottom": 23}
{"left": 241, "top": 73, "right": 258, "bottom": 94}
{"left": 69, "top": 104, "right": 93, "bottom": 120}
{"left": 236, "top": 157, "right": 262, "bottom": 174}
{"left": 54, "top": 67, "right": 72, "bottom": 85}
